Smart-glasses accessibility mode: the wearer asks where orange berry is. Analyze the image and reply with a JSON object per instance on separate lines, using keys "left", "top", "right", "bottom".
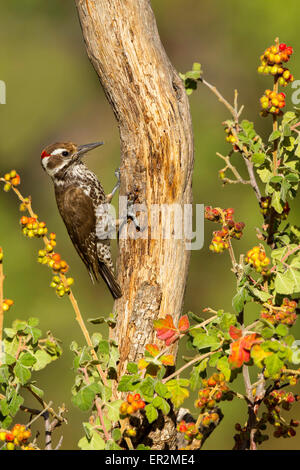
{"left": 127, "top": 393, "right": 134, "bottom": 404}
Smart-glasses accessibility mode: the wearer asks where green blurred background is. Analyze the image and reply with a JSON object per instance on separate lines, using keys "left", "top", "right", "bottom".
{"left": 1, "top": 0, "right": 300, "bottom": 450}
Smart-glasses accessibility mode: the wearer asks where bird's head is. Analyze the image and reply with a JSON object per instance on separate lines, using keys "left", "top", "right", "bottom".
{"left": 40, "top": 141, "right": 104, "bottom": 178}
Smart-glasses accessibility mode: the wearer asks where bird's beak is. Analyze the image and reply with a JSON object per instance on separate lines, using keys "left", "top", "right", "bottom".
{"left": 77, "top": 141, "right": 104, "bottom": 158}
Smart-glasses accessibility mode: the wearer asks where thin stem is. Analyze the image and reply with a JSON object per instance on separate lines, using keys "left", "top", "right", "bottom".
{"left": 1, "top": 180, "right": 109, "bottom": 387}
{"left": 0, "top": 251, "right": 4, "bottom": 349}
{"left": 202, "top": 79, "right": 238, "bottom": 120}
{"left": 95, "top": 398, "right": 111, "bottom": 441}
{"left": 25, "top": 385, "right": 66, "bottom": 425}
{"left": 272, "top": 38, "right": 280, "bottom": 176}
{"left": 44, "top": 412, "right": 52, "bottom": 450}
{"left": 162, "top": 350, "right": 218, "bottom": 384}
{"left": 201, "top": 81, "right": 262, "bottom": 202}
{"left": 243, "top": 365, "right": 253, "bottom": 403}
{"left": 243, "top": 157, "right": 262, "bottom": 201}
{"left": 25, "top": 401, "right": 53, "bottom": 428}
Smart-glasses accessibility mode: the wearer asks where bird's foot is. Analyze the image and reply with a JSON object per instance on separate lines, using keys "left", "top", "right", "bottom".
{"left": 106, "top": 168, "right": 120, "bottom": 203}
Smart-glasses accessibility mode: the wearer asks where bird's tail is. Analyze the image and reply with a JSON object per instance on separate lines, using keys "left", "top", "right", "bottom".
{"left": 98, "top": 262, "right": 122, "bottom": 299}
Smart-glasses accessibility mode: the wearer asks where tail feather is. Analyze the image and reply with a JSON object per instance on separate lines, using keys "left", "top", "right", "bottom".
{"left": 98, "top": 262, "right": 122, "bottom": 299}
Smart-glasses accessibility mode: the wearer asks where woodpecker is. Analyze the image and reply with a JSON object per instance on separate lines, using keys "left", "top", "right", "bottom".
{"left": 41, "top": 141, "right": 122, "bottom": 299}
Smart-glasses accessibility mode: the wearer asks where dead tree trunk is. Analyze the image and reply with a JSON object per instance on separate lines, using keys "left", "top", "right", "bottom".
{"left": 75, "top": 0, "right": 194, "bottom": 449}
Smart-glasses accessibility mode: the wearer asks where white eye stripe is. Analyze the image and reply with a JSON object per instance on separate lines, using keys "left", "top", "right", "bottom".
{"left": 51, "top": 148, "right": 68, "bottom": 156}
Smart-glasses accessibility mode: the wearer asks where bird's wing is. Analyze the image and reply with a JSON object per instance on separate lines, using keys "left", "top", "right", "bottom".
{"left": 56, "top": 185, "right": 99, "bottom": 280}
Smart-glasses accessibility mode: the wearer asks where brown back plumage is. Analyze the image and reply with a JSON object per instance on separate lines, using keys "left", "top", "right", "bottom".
{"left": 55, "top": 185, "right": 122, "bottom": 299}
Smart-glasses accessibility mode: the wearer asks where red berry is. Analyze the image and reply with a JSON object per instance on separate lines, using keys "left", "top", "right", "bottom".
{"left": 127, "top": 393, "right": 134, "bottom": 404}
{"left": 279, "top": 43, "right": 287, "bottom": 51}
{"left": 5, "top": 432, "right": 14, "bottom": 442}
{"left": 137, "top": 400, "right": 146, "bottom": 409}
{"left": 179, "top": 424, "right": 187, "bottom": 432}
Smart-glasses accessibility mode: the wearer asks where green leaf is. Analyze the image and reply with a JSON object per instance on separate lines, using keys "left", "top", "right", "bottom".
{"left": 289, "top": 267, "right": 300, "bottom": 294}
{"left": 190, "top": 331, "right": 220, "bottom": 351}
{"left": 166, "top": 379, "right": 189, "bottom": 407}
{"left": 112, "top": 428, "right": 122, "bottom": 442}
{"left": 8, "top": 392, "right": 23, "bottom": 416}
{"left": 257, "top": 168, "right": 273, "bottom": 183}
{"left": 14, "top": 362, "right": 31, "bottom": 385}
{"left": 264, "top": 354, "right": 284, "bottom": 377}
{"left": 261, "top": 327, "right": 275, "bottom": 339}
{"left": 32, "top": 350, "right": 53, "bottom": 371}
{"left": 28, "top": 317, "right": 39, "bottom": 327}
{"left": 140, "top": 377, "right": 155, "bottom": 399}
{"left": 216, "top": 356, "right": 231, "bottom": 381}
{"left": 0, "top": 399, "right": 9, "bottom": 416}
{"left": 251, "top": 153, "right": 265, "bottom": 166}
{"left": 275, "top": 324, "right": 289, "bottom": 337}
{"left": 249, "top": 287, "right": 272, "bottom": 302}
{"left": 271, "top": 191, "right": 283, "bottom": 214}
{"left": 24, "top": 320, "right": 42, "bottom": 343}
{"left": 72, "top": 383, "right": 101, "bottom": 411}
{"left": 274, "top": 271, "right": 294, "bottom": 295}
{"left": 91, "top": 333, "right": 103, "bottom": 348}
{"left": 3, "top": 353, "right": 16, "bottom": 365}
{"left": 136, "top": 444, "right": 151, "bottom": 450}
{"left": 218, "top": 312, "right": 237, "bottom": 331}
{"left": 12, "top": 320, "right": 27, "bottom": 332}
{"left": 286, "top": 173, "right": 299, "bottom": 183}
{"left": 190, "top": 361, "right": 207, "bottom": 391}
{"left": 0, "top": 365, "right": 9, "bottom": 383}
{"left": 19, "top": 352, "right": 37, "bottom": 367}
{"left": 232, "top": 286, "right": 247, "bottom": 314}
{"left": 1, "top": 416, "right": 12, "bottom": 429}
{"left": 106, "top": 400, "right": 123, "bottom": 422}
{"left": 269, "top": 130, "right": 281, "bottom": 141}
{"left": 4, "top": 328, "right": 17, "bottom": 339}
{"left": 29, "top": 385, "right": 44, "bottom": 399}
{"left": 117, "top": 375, "right": 140, "bottom": 392}
{"left": 154, "top": 381, "right": 171, "bottom": 399}
{"left": 270, "top": 175, "right": 283, "bottom": 184}
{"left": 152, "top": 396, "right": 170, "bottom": 415}
{"left": 145, "top": 404, "right": 158, "bottom": 423}
{"left": 78, "top": 432, "right": 105, "bottom": 450}
{"left": 192, "top": 62, "right": 202, "bottom": 72}
{"left": 127, "top": 362, "right": 138, "bottom": 374}
{"left": 87, "top": 316, "right": 105, "bottom": 324}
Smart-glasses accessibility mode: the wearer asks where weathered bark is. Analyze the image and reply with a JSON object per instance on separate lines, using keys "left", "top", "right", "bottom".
{"left": 75, "top": 0, "right": 194, "bottom": 448}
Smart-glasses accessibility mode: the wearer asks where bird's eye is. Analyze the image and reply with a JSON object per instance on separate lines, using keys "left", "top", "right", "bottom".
{"left": 62, "top": 151, "right": 69, "bottom": 157}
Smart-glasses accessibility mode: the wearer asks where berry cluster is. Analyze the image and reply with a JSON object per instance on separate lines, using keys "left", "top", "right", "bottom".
{"left": 19, "top": 197, "right": 30, "bottom": 212}
{"left": 260, "top": 197, "right": 290, "bottom": 221}
{"left": 2, "top": 298, "right": 14, "bottom": 312}
{"left": 205, "top": 207, "right": 245, "bottom": 254}
{"left": 2, "top": 170, "right": 21, "bottom": 192}
{"left": 194, "top": 373, "right": 233, "bottom": 411}
{"left": 276, "top": 368, "right": 300, "bottom": 387}
{"left": 261, "top": 298, "right": 297, "bottom": 326}
{"left": 47, "top": 252, "right": 69, "bottom": 274}
{"left": 50, "top": 275, "right": 74, "bottom": 297}
{"left": 260, "top": 90, "right": 286, "bottom": 116}
{"left": 0, "top": 424, "right": 31, "bottom": 450}
{"left": 263, "top": 390, "right": 300, "bottom": 439}
{"left": 245, "top": 246, "right": 270, "bottom": 274}
{"left": 224, "top": 127, "right": 237, "bottom": 145}
{"left": 177, "top": 421, "right": 203, "bottom": 442}
{"left": 233, "top": 422, "right": 268, "bottom": 448}
{"left": 119, "top": 393, "right": 146, "bottom": 416}
{"left": 20, "top": 216, "right": 48, "bottom": 239}
{"left": 258, "top": 43, "right": 294, "bottom": 85}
